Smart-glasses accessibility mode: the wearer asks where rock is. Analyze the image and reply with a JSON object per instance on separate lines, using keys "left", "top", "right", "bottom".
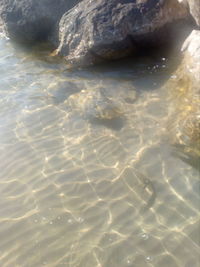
{"left": 56, "top": 0, "right": 189, "bottom": 66}
{"left": 68, "top": 87, "right": 123, "bottom": 120}
{"left": 67, "top": 87, "right": 125, "bottom": 130}
{"left": 181, "top": 29, "right": 200, "bottom": 83}
{"left": 0, "top": 0, "right": 81, "bottom": 43}
{"left": 187, "top": 0, "right": 200, "bottom": 26}
{"left": 178, "top": 0, "right": 200, "bottom": 26}
{"left": 63, "top": 80, "right": 137, "bottom": 130}
{"left": 166, "top": 30, "right": 200, "bottom": 154}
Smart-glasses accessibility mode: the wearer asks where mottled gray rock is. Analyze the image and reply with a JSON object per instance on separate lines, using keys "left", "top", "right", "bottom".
{"left": 0, "top": 0, "right": 81, "bottom": 43}
{"left": 56, "top": 0, "right": 189, "bottom": 66}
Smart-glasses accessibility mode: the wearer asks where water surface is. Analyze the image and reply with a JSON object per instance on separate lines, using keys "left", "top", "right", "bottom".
{"left": 0, "top": 35, "right": 199, "bottom": 267}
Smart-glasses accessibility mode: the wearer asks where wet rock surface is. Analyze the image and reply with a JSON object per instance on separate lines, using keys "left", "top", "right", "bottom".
{"left": 56, "top": 0, "right": 189, "bottom": 66}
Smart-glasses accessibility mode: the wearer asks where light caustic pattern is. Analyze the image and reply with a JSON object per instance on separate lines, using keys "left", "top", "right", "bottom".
{"left": 0, "top": 37, "right": 199, "bottom": 267}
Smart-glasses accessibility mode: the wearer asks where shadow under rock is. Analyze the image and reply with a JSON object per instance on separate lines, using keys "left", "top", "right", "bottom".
{"left": 80, "top": 20, "right": 195, "bottom": 92}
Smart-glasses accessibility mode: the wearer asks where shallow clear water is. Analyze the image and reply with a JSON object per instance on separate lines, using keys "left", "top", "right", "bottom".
{"left": 0, "top": 35, "right": 199, "bottom": 267}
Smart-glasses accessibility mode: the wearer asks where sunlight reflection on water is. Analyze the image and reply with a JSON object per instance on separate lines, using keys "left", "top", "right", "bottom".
{"left": 0, "top": 36, "right": 199, "bottom": 267}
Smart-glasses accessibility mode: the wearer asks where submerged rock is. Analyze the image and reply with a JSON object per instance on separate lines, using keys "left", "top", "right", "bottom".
{"left": 0, "top": 0, "right": 81, "bottom": 43}
{"left": 167, "top": 30, "right": 200, "bottom": 156}
{"left": 68, "top": 88, "right": 124, "bottom": 120}
{"left": 55, "top": 0, "right": 189, "bottom": 66}
{"left": 65, "top": 81, "right": 137, "bottom": 130}
{"left": 68, "top": 88, "right": 125, "bottom": 130}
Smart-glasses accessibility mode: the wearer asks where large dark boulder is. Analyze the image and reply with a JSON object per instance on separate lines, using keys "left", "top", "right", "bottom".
{"left": 0, "top": 0, "right": 81, "bottom": 43}
{"left": 55, "top": 0, "right": 189, "bottom": 66}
